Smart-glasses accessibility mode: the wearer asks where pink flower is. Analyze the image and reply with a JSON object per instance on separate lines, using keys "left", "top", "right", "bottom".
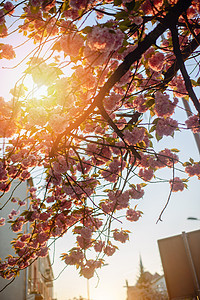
{"left": 101, "top": 158, "right": 125, "bottom": 183}
{"left": 80, "top": 266, "right": 95, "bottom": 279}
{"left": 132, "top": 94, "right": 148, "bottom": 113}
{"left": 185, "top": 115, "right": 200, "bottom": 133}
{"left": 4, "top": 2, "right": 14, "bottom": 14}
{"left": 129, "top": 184, "right": 144, "bottom": 199}
{"left": 104, "top": 92, "right": 121, "bottom": 112}
{"left": 60, "top": 33, "right": 84, "bottom": 57}
{"left": 37, "top": 246, "right": 48, "bottom": 257}
{"left": 156, "top": 148, "right": 179, "bottom": 168}
{"left": 185, "top": 163, "right": 200, "bottom": 177}
{"left": 87, "top": 26, "right": 124, "bottom": 53}
{"left": 141, "top": 0, "right": 163, "bottom": 14}
{"left": 132, "top": 16, "right": 143, "bottom": 25}
{"left": 80, "top": 227, "right": 92, "bottom": 240}
{"left": 14, "top": 240, "right": 25, "bottom": 249}
{"left": 169, "top": 177, "right": 184, "bottom": 192}
{"left": 65, "top": 248, "right": 84, "bottom": 265}
{"left": 8, "top": 257, "right": 18, "bottom": 266}
{"left": 113, "top": 230, "right": 129, "bottom": 243}
{"left": 126, "top": 209, "right": 141, "bottom": 222}
{"left": 0, "top": 217, "right": 5, "bottom": 226}
{"left": 154, "top": 91, "right": 178, "bottom": 117}
{"left": 36, "top": 232, "right": 49, "bottom": 244}
{"left": 149, "top": 52, "right": 165, "bottom": 72}
{"left": 0, "top": 44, "right": 15, "bottom": 60}
{"left": 11, "top": 221, "right": 23, "bottom": 232}
{"left": 94, "top": 241, "right": 105, "bottom": 252}
{"left": 108, "top": 190, "right": 130, "bottom": 210}
{"left": 138, "top": 168, "right": 154, "bottom": 181}
{"left": 170, "top": 75, "right": 187, "bottom": 97}
{"left": 104, "top": 244, "right": 116, "bottom": 256}
{"left": 20, "top": 170, "right": 31, "bottom": 181}
{"left": 69, "top": 0, "right": 87, "bottom": 10}
{"left": 123, "top": 127, "right": 145, "bottom": 146}
{"left": 0, "top": 10, "right": 5, "bottom": 25}
{"left": 156, "top": 117, "right": 178, "bottom": 137}
{"left": 20, "top": 234, "right": 31, "bottom": 242}
{"left": 75, "top": 66, "right": 96, "bottom": 90}
{"left": 77, "top": 235, "right": 91, "bottom": 249}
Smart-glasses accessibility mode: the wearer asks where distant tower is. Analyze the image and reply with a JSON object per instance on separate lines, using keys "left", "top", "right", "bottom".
{"left": 139, "top": 254, "right": 145, "bottom": 278}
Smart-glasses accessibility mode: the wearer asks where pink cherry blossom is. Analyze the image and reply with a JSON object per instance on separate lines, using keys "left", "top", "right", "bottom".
{"left": 94, "top": 241, "right": 105, "bottom": 252}
{"left": 169, "top": 177, "right": 185, "bottom": 192}
{"left": 113, "top": 229, "right": 129, "bottom": 243}
{"left": 87, "top": 26, "right": 124, "bottom": 53}
{"left": 185, "top": 115, "right": 200, "bottom": 133}
{"left": 129, "top": 184, "right": 144, "bottom": 199}
{"left": 104, "top": 244, "right": 116, "bottom": 256}
{"left": 0, "top": 44, "right": 15, "bottom": 60}
{"left": 149, "top": 52, "right": 165, "bottom": 72}
{"left": 138, "top": 168, "right": 154, "bottom": 181}
{"left": 4, "top": 2, "right": 14, "bottom": 14}
{"left": 123, "top": 127, "right": 145, "bottom": 146}
{"left": 154, "top": 92, "right": 178, "bottom": 117}
{"left": 0, "top": 217, "right": 5, "bottom": 226}
{"left": 60, "top": 33, "right": 84, "bottom": 57}
{"left": 156, "top": 117, "right": 178, "bottom": 137}
{"left": 185, "top": 163, "right": 200, "bottom": 177}
{"left": 126, "top": 209, "right": 141, "bottom": 222}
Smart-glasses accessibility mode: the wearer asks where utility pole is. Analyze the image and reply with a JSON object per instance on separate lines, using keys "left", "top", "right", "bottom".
{"left": 182, "top": 98, "right": 200, "bottom": 154}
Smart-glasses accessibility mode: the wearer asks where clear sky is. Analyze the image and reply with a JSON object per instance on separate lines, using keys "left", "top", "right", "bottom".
{"left": 0, "top": 13, "right": 200, "bottom": 300}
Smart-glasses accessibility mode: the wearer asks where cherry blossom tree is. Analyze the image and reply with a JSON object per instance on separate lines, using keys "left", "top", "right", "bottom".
{"left": 0, "top": 0, "right": 200, "bottom": 286}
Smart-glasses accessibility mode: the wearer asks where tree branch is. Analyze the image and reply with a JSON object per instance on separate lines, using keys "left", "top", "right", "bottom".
{"left": 170, "top": 24, "right": 200, "bottom": 114}
{"left": 162, "top": 32, "right": 200, "bottom": 88}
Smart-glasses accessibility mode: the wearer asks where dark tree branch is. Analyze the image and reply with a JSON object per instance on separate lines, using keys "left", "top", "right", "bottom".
{"left": 97, "top": 103, "right": 141, "bottom": 159}
{"left": 170, "top": 24, "right": 200, "bottom": 114}
{"left": 162, "top": 32, "right": 200, "bottom": 88}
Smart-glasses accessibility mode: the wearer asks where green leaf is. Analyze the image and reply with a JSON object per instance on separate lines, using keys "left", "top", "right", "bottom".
{"left": 125, "top": 0, "right": 135, "bottom": 11}
{"left": 182, "top": 178, "right": 189, "bottom": 182}
{"left": 155, "top": 132, "right": 162, "bottom": 141}
{"left": 191, "top": 79, "right": 200, "bottom": 87}
{"left": 115, "top": 11, "right": 129, "bottom": 20}
{"left": 149, "top": 124, "right": 156, "bottom": 133}
{"left": 82, "top": 26, "right": 93, "bottom": 34}
{"left": 152, "top": 118, "right": 159, "bottom": 125}
{"left": 145, "top": 98, "right": 155, "bottom": 108}
{"left": 189, "top": 157, "right": 194, "bottom": 164}
{"left": 171, "top": 148, "right": 180, "bottom": 153}
{"left": 114, "top": 0, "right": 122, "bottom": 6}
{"left": 182, "top": 161, "right": 192, "bottom": 166}
{"left": 51, "top": 41, "right": 61, "bottom": 52}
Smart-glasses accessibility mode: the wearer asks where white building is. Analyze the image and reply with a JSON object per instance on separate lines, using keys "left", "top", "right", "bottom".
{"left": 0, "top": 179, "right": 55, "bottom": 300}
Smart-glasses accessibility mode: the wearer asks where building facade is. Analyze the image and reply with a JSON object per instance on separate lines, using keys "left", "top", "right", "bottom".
{"left": 0, "top": 179, "right": 55, "bottom": 300}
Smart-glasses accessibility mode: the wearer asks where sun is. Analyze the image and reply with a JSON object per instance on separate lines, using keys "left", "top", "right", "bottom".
{"left": 23, "top": 74, "right": 48, "bottom": 100}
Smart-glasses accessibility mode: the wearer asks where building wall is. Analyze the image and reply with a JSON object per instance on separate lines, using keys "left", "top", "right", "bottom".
{"left": 28, "top": 257, "right": 54, "bottom": 300}
{"left": 0, "top": 180, "right": 28, "bottom": 300}
{"left": 0, "top": 180, "right": 55, "bottom": 300}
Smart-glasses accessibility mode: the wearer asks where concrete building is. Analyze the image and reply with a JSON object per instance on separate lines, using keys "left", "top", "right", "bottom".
{"left": 0, "top": 179, "right": 55, "bottom": 300}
